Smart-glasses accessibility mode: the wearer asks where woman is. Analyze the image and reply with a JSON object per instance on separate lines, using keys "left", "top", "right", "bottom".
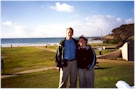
{"left": 77, "top": 35, "right": 96, "bottom": 88}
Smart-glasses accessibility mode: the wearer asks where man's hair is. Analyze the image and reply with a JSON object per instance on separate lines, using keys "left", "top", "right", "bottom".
{"left": 67, "top": 27, "right": 74, "bottom": 33}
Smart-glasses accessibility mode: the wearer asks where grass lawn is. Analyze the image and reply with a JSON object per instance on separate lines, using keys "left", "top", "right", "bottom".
{"left": 90, "top": 43, "right": 117, "bottom": 47}
{"left": 1, "top": 69, "right": 60, "bottom": 88}
{"left": 46, "top": 45, "right": 58, "bottom": 50}
{"left": 94, "top": 60, "right": 134, "bottom": 88}
{"left": 1, "top": 46, "right": 56, "bottom": 74}
{"left": 1, "top": 46, "right": 134, "bottom": 88}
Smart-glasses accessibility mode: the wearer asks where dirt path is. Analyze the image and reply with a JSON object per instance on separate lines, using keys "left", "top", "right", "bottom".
{"left": 1, "top": 66, "right": 56, "bottom": 79}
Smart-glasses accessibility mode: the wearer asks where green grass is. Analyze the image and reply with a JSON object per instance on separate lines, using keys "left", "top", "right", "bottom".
{"left": 1, "top": 46, "right": 134, "bottom": 88}
{"left": 90, "top": 43, "right": 117, "bottom": 47}
{"left": 1, "top": 60, "right": 134, "bottom": 88}
{"left": 95, "top": 49, "right": 117, "bottom": 55}
{"left": 1, "top": 69, "right": 59, "bottom": 88}
{"left": 94, "top": 60, "right": 134, "bottom": 88}
{"left": 1, "top": 47, "right": 55, "bottom": 74}
{"left": 46, "top": 45, "right": 58, "bottom": 50}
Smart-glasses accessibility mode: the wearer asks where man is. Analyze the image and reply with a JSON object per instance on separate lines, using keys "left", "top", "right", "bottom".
{"left": 55, "top": 27, "right": 78, "bottom": 88}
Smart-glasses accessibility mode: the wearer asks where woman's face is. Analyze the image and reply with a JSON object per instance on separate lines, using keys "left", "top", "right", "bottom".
{"left": 78, "top": 38, "right": 86, "bottom": 46}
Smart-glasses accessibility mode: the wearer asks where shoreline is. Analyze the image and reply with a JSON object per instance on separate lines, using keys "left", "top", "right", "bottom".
{"left": 1, "top": 43, "right": 59, "bottom": 47}
{"left": 1, "top": 40, "right": 103, "bottom": 47}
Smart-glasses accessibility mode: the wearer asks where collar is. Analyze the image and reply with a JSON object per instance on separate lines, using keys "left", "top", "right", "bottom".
{"left": 78, "top": 45, "right": 90, "bottom": 50}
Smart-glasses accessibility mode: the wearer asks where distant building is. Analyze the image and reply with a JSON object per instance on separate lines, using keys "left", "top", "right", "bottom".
{"left": 97, "top": 40, "right": 134, "bottom": 61}
{"left": 120, "top": 40, "right": 134, "bottom": 61}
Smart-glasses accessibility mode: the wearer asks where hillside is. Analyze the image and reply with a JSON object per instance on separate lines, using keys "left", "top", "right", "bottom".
{"left": 104, "top": 23, "right": 134, "bottom": 44}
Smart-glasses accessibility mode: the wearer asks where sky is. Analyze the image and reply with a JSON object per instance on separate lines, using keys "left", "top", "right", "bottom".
{"left": 1, "top": 1, "right": 134, "bottom": 38}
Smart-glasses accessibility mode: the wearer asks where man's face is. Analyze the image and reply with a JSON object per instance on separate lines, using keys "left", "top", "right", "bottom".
{"left": 66, "top": 29, "right": 73, "bottom": 38}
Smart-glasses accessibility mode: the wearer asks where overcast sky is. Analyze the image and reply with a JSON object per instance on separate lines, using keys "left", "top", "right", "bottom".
{"left": 1, "top": 1, "right": 134, "bottom": 38}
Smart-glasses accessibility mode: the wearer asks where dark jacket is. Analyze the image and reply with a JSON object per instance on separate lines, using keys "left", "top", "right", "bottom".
{"left": 77, "top": 45, "right": 96, "bottom": 70}
{"left": 55, "top": 38, "right": 78, "bottom": 67}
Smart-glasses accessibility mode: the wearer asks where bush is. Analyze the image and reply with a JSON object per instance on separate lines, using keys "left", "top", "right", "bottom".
{"left": 104, "top": 38, "right": 120, "bottom": 44}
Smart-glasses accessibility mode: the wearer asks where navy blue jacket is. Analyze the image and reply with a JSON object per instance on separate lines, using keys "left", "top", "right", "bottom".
{"left": 77, "top": 45, "right": 96, "bottom": 70}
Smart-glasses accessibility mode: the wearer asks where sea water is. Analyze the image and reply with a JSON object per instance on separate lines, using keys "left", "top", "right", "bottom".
{"left": 1, "top": 37, "right": 102, "bottom": 47}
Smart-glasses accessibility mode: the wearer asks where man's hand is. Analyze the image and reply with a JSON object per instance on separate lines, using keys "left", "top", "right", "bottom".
{"left": 57, "top": 67, "right": 60, "bottom": 71}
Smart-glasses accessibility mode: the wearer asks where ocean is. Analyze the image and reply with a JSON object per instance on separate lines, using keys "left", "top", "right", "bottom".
{"left": 1, "top": 37, "right": 102, "bottom": 47}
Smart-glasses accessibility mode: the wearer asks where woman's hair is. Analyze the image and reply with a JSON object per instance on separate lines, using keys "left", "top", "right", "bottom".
{"left": 78, "top": 35, "right": 88, "bottom": 44}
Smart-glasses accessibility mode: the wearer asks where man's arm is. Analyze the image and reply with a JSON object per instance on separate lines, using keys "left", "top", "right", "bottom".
{"left": 55, "top": 46, "right": 62, "bottom": 68}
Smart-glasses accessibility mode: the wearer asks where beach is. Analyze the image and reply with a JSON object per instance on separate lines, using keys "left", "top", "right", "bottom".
{"left": 1, "top": 37, "right": 103, "bottom": 47}
{"left": 1, "top": 43, "right": 59, "bottom": 47}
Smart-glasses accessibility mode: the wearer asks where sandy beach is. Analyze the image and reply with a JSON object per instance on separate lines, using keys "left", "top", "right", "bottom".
{"left": 1, "top": 39, "right": 103, "bottom": 47}
{"left": 1, "top": 43, "right": 59, "bottom": 47}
